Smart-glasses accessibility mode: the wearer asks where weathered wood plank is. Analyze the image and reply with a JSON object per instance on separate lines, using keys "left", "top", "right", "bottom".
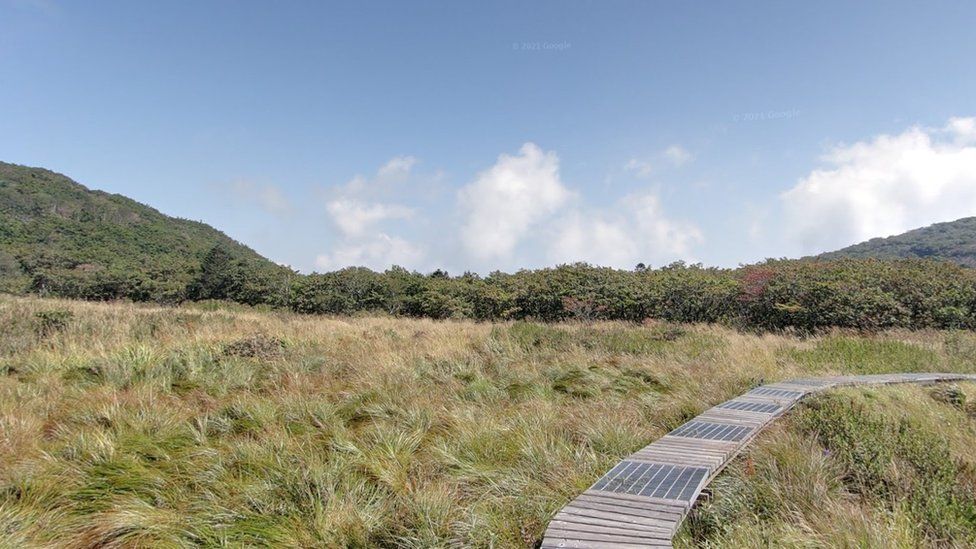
{"left": 557, "top": 508, "right": 678, "bottom": 534}
{"left": 563, "top": 502, "right": 681, "bottom": 524}
{"left": 549, "top": 520, "right": 671, "bottom": 539}
{"left": 552, "top": 513, "right": 674, "bottom": 534}
{"left": 587, "top": 489, "right": 691, "bottom": 509}
{"left": 545, "top": 528, "right": 672, "bottom": 544}
{"left": 541, "top": 538, "right": 671, "bottom": 549}
{"left": 574, "top": 494, "right": 686, "bottom": 516}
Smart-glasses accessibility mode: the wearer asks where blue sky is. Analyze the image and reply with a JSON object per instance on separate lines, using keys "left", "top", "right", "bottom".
{"left": 3, "top": 1, "right": 976, "bottom": 273}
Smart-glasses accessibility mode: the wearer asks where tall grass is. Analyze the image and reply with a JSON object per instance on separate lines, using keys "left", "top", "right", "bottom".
{"left": 1, "top": 296, "right": 975, "bottom": 547}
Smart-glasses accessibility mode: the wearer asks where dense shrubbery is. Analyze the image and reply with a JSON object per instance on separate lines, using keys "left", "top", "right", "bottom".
{"left": 288, "top": 258, "right": 976, "bottom": 331}
{"left": 17, "top": 248, "right": 976, "bottom": 332}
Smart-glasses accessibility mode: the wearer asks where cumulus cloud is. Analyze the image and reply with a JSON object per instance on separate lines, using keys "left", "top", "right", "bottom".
{"left": 338, "top": 154, "right": 420, "bottom": 197}
{"left": 782, "top": 117, "right": 976, "bottom": 253}
{"left": 947, "top": 117, "right": 976, "bottom": 145}
{"left": 456, "top": 142, "right": 703, "bottom": 268}
{"left": 317, "top": 155, "right": 426, "bottom": 271}
{"left": 314, "top": 233, "right": 425, "bottom": 272}
{"left": 548, "top": 193, "right": 704, "bottom": 267}
{"left": 377, "top": 155, "right": 418, "bottom": 178}
{"left": 458, "top": 143, "right": 572, "bottom": 260}
{"left": 326, "top": 199, "right": 414, "bottom": 237}
{"left": 664, "top": 145, "right": 692, "bottom": 166}
{"left": 228, "top": 180, "right": 291, "bottom": 216}
{"left": 316, "top": 146, "right": 702, "bottom": 272}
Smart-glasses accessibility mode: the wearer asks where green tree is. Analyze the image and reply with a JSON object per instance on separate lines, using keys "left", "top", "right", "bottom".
{"left": 187, "top": 245, "right": 243, "bottom": 301}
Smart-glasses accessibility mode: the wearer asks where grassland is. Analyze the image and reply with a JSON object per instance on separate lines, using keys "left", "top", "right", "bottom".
{"left": 2, "top": 296, "right": 976, "bottom": 547}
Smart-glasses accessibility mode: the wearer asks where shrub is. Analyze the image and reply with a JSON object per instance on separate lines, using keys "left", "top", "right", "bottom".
{"left": 222, "top": 335, "right": 286, "bottom": 359}
{"left": 930, "top": 384, "right": 967, "bottom": 409}
{"left": 33, "top": 309, "right": 73, "bottom": 336}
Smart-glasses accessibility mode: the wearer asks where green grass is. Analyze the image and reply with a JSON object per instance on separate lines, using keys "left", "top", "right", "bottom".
{"left": 782, "top": 334, "right": 944, "bottom": 374}
{"left": 2, "top": 295, "right": 976, "bottom": 547}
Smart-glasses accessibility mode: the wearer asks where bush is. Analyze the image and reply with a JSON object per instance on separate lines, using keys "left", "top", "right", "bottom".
{"left": 222, "top": 335, "right": 286, "bottom": 359}
{"left": 34, "top": 309, "right": 74, "bottom": 336}
{"left": 930, "top": 384, "right": 967, "bottom": 409}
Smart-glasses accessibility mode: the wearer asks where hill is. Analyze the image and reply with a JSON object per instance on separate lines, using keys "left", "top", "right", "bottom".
{"left": 0, "top": 161, "right": 290, "bottom": 303}
{"left": 818, "top": 217, "right": 976, "bottom": 266}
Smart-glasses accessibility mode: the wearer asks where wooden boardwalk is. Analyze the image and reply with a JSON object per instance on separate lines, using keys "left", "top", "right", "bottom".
{"left": 541, "top": 372, "right": 976, "bottom": 548}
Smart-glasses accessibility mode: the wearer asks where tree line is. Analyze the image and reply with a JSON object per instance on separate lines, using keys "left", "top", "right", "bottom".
{"left": 26, "top": 246, "right": 976, "bottom": 332}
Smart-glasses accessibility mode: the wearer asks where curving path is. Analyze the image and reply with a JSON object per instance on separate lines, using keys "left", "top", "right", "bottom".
{"left": 541, "top": 372, "right": 976, "bottom": 548}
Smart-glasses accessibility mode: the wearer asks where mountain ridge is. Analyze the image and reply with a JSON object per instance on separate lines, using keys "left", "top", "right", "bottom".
{"left": 0, "top": 160, "right": 289, "bottom": 302}
{"left": 817, "top": 217, "right": 976, "bottom": 267}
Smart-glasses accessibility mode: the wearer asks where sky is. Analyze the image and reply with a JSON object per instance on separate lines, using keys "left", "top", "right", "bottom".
{"left": 3, "top": 0, "right": 976, "bottom": 274}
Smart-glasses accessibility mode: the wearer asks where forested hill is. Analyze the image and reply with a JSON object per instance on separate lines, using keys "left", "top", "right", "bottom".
{"left": 0, "top": 161, "right": 291, "bottom": 303}
{"left": 818, "top": 217, "right": 976, "bottom": 267}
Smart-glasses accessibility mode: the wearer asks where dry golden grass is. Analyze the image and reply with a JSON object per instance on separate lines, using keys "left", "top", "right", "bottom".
{"left": 2, "top": 295, "right": 976, "bottom": 547}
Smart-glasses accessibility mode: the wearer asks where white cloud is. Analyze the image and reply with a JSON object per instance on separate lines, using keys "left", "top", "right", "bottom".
{"left": 316, "top": 145, "right": 703, "bottom": 272}
{"left": 456, "top": 142, "right": 703, "bottom": 268}
{"left": 548, "top": 193, "right": 704, "bottom": 267}
{"left": 782, "top": 117, "right": 976, "bottom": 253}
{"left": 317, "top": 155, "right": 426, "bottom": 271}
{"left": 947, "top": 117, "right": 976, "bottom": 145}
{"left": 458, "top": 143, "right": 572, "bottom": 260}
{"left": 315, "top": 233, "right": 425, "bottom": 271}
{"left": 337, "top": 154, "right": 419, "bottom": 196}
{"left": 664, "top": 145, "right": 692, "bottom": 166}
{"left": 624, "top": 158, "right": 653, "bottom": 178}
{"left": 326, "top": 199, "right": 414, "bottom": 237}
{"left": 228, "top": 180, "right": 291, "bottom": 216}
{"left": 377, "top": 155, "right": 418, "bottom": 178}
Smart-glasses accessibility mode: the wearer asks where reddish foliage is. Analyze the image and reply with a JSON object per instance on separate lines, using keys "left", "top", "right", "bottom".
{"left": 561, "top": 296, "right": 607, "bottom": 321}
{"left": 739, "top": 267, "right": 776, "bottom": 303}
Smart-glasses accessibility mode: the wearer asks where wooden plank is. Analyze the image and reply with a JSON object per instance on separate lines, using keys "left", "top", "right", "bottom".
{"left": 631, "top": 449, "right": 726, "bottom": 463}
{"left": 629, "top": 451, "right": 722, "bottom": 466}
{"left": 541, "top": 538, "right": 671, "bottom": 549}
{"left": 545, "top": 528, "right": 672, "bottom": 544}
{"left": 650, "top": 443, "right": 737, "bottom": 455}
{"left": 633, "top": 445, "right": 728, "bottom": 459}
{"left": 629, "top": 451, "right": 720, "bottom": 463}
{"left": 573, "top": 497, "right": 685, "bottom": 517}
{"left": 655, "top": 435, "right": 740, "bottom": 448}
{"left": 587, "top": 489, "right": 691, "bottom": 509}
{"left": 642, "top": 445, "right": 729, "bottom": 458}
{"left": 549, "top": 520, "right": 671, "bottom": 539}
{"left": 552, "top": 512, "right": 674, "bottom": 534}
{"left": 574, "top": 494, "right": 685, "bottom": 516}
{"left": 704, "top": 406, "right": 779, "bottom": 419}
{"left": 563, "top": 502, "right": 681, "bottom": 524}
{"left": 694, "top": 413, "right": 769, "bottom": 426}
{"left": 558, "top": 506, "right": 679, "bottom": 533}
